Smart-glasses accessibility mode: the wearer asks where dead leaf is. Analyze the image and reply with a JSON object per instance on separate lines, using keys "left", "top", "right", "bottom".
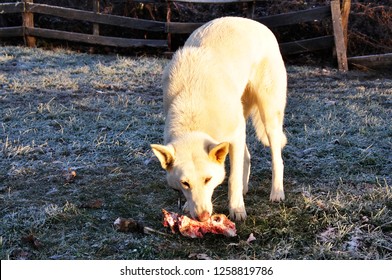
{"left": 11, "top": 249, "right": 29, "bottom": 260}
{"left": 114, "top": 217, "right": 144, "bottom": 233}
{"left": 21, "top": 234, "right": 43, "bottom": 249}
{"left": 361, "top": 216, "right": 369, "bottom": 223}
{"left": 63, "top": 168, "right": 76, "bottom": 183}
{"left": 80, "top": 199, "right": 103, "bottom": 209}
{"left": 324, "top": 100, "right": 337, "bottom": 107}
{"left": 247, "top": 233, "right": 256, "bottom": 243}
{"left": 318, "top": 227, "right": 336, "bottom": 242}
{"left": 316, "top": 199, "right": 327, "bottom": 210}
{"left": 346, "top": 228, "right": 362, "bottom": 252}
{"left": 188, "top": 253, "right": 212, "bottom": 260}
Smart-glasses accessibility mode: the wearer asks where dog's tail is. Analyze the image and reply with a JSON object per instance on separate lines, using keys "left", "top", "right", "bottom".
{"left": 250, "top": 107, "right": 287, "bottom": 149}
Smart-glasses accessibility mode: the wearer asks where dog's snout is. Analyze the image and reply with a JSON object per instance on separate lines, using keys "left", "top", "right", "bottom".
{"left": 198, "top": 211, "right": 211, "bottom": 222}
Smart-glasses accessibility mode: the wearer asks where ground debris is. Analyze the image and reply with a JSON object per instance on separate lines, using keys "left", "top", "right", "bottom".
{"left": 63, "top": 168, "right": 77, "bottom": 183}
{"left": 21, "top": 234, "right": 43, "bottom": 250}
{"left": 188, "top": 253, "right": 212, "bottom": 260}
{"left": 79, "top": 199, "right": 104, "bottom": 209}
{"left": 114, "top": 217, "right": 170, "bottom": 237}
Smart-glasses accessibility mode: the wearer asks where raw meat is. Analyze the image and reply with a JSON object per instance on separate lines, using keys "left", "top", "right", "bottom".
{"left": 162, "top": 209, "right": 236, "bottom": 238}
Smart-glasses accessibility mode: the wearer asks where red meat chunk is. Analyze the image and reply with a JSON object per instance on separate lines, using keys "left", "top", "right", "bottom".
{"left": 162, "top": 209, "right": 236, "bottom": 238}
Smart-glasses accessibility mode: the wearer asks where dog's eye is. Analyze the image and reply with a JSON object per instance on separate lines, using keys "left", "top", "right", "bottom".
{"left": 204, "top": 177, "right": 212, "bottom": 184}
{"left": 181, "top": 180, "right": 190, "bottom": 189}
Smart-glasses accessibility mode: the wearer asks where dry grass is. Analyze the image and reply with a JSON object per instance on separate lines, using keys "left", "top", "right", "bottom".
{"left": 0, "top": 46, "right": 391, "bottom": 260}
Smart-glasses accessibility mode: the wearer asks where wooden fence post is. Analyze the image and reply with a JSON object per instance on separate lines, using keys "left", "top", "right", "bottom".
{"left": 166, "top": 0, "right": 172, "bottom": 52}
{"left": 341, "top": 0, "right": 351, "bottom": 51}
{"left": 331, "top": 0, "right": 348, "bottom": 71}
{"left": 22, "top": 0, "right": 36, "bottom": 47}
{"left": 250, "top": 0, "right": 256, "bottom": 19}
{"left": 93, "top": 0, "right": 100, "bottom": 36}
{"left": 243, "top": 1, "right": 255, "bottom": 19}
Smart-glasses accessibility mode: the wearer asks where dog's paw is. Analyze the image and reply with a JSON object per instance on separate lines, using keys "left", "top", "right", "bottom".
{"left": 229, "top": 192, "right": 247, "bottom": 221}
{"left": 229, "top": 206, "right": 247, "bottom": 221}
{"left": 269, "top": 190, "right": 285, "bottom": 202}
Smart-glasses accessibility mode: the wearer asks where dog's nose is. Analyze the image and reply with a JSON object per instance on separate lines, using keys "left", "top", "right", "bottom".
{"left": 198, "top": 211, "right": 210, "bottom": 222}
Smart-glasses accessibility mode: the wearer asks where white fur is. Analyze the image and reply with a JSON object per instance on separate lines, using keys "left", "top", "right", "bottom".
{"left": 151, "top": 17, "right": 287, "bottom": 221}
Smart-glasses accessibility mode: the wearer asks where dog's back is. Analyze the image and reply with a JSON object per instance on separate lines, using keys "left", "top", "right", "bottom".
{"left": 162, "top": 16, "right": 286, "bottom": 146}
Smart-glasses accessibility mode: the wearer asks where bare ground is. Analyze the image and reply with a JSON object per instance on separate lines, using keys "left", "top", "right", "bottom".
{"left": 0, "top": 46, "right": 391, "bottom": 260}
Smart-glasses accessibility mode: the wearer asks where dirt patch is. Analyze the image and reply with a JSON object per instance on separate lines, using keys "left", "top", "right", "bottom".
{"left": 0, "top": 46, "right": 391, "bottom": 259}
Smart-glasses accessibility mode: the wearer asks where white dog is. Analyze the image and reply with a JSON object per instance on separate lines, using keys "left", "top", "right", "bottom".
{"left": 151, "top": 17, "right": 287, "bottom": 221}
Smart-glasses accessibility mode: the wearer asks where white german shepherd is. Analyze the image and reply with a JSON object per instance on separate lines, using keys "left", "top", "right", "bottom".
{"left": 151, "top": 17, "right": 287, "bottom": 221}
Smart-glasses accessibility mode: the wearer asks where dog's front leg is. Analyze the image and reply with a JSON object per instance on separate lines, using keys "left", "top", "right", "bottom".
{"left": 228, "top": 130, "right": 247, "bottom": 221}
{"left": 243, "top": 145, "right": 251, "bottom": 195}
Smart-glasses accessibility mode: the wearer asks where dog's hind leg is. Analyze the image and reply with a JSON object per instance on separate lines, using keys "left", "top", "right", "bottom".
{"left": 256, "top": 106, "right": 286, "bottom": 201}
{"left": 258, "top": 92, "right": 286, "bottom": 202}
{"left": 251, "top": 60, "right": 287, "bottom": 202}
{"left": 228, "top": 124, "right": 248, "bottom": 221}
{"left": 266, "top": 127, "right": 286, "bottom": 201}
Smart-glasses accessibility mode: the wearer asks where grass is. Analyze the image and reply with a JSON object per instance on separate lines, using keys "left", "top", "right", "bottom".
{"left": 0, "top": 46, "right": 391, "bottom": 260}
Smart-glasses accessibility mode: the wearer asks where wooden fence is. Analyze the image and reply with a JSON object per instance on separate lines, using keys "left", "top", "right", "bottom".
{"left": 0, "top": 0, "right": 348, "bottom": 70}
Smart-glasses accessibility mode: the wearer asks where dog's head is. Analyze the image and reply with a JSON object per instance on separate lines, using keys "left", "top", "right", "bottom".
{"left": 151, "top": 134, "right": 229, "bottom": 221}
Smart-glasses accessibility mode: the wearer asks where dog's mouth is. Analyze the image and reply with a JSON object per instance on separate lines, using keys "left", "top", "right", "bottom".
{"left": 172, "top": 189, "right": 213, "bottom": 221}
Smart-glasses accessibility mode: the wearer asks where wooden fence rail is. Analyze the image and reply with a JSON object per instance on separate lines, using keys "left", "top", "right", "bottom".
{"left": 0, "top": 0, "right": 348, "bottom": 70}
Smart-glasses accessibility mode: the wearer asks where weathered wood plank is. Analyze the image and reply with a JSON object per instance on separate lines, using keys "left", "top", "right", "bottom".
{"left": 26, "top": 3, "right": 165, "bottom": 32}
{"left": 89, "top": 0, "right": 257, "bottom": 2}
{"left": 0, "top": 2, "right": 24, "bottom": 13}
{"left": 348, "top": 53, "right": 392, "bottom": 69}
{"left": 165, "top": 22, "right": 203, "bottom": 34}
{"left": 168, "top": 0, "right": 254, "bottom": 3}
{"left": 92, "top": 0, "right": 257, "bottom": 2}
{"left": 0, "top": 26, "right": 24, "bottom": 37}
{"left": 331, "top": 0, "right": 348, "bottom": 71}
{"left": 166, "top": 6, "right": 331, "bottom": 34}
{"left": 256, "top": 6, "right": 331, "bottom": 27}
{"left": 25, "top": 27, "right": 168, "bottom": 48}
{"left": 280, "top": 35, "right": 335, "bottom": 55}
{"left": 163, "top": 36, "right": 336, "bottom": 57}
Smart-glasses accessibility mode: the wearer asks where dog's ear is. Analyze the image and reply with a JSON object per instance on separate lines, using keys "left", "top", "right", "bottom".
{"left": 208, "top": 142, "right": 229, "bottom": 164}
{"left": 150, "top": 144, "right": 175, "bottom": 170}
